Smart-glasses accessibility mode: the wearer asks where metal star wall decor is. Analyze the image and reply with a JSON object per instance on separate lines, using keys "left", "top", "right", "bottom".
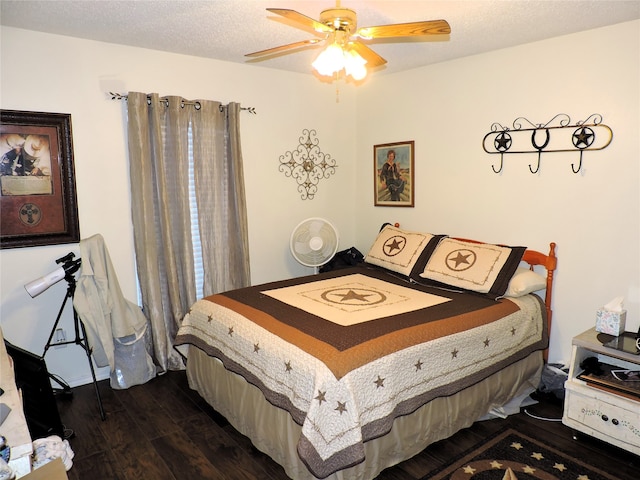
{"left": 278, "top": 129, "right": 337, "bottom": 200}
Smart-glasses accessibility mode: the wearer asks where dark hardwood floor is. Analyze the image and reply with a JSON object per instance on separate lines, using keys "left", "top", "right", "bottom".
{"left": 54, "top": 370, "right": 638, "bottom": 480}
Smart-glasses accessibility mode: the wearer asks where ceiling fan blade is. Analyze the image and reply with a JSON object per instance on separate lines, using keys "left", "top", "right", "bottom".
{"left": 356, "top": 19, "right": 451, "bottom": 39}
{"left": 245, "top": 39, "right": 322, "bottom": 58}
{"left": 267, "top": 8, "right": 333, "bottom": 35}
{"left": 350, "top": 42, "right": 387, "bottom": 68}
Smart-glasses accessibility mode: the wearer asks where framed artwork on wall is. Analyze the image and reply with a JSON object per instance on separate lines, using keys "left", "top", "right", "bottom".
{"left": 0, "top": 110, "right": 80, "bottom": 249}
{"left": 374, "top": 140, "right": 414, "bottom": 207}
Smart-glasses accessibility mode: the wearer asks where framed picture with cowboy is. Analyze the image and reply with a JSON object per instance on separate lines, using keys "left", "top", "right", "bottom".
{"left": 0, "top": 110, "right": 80, "bottom": 249}
{"left": 374, "top": 140, "right": 414, "bottom": 207}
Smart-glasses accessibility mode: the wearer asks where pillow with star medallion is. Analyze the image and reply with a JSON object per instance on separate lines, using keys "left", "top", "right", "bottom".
{"left": 418, "top": 238, "right": 526, "bottom": 297}
{"left": 364, "top": 224, "right": 446, "bottom": 277}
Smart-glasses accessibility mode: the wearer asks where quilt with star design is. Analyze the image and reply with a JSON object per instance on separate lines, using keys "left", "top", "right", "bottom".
{"left": 175, "top": 265, "right": 548, "bottom": 478}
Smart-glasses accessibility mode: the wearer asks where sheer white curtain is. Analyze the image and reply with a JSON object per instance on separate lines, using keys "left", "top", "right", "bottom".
{"left": 126, "top": 92, "right": 251, "bottom": 372}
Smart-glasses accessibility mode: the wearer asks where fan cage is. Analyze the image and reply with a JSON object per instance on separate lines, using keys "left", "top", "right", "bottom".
{"left": 290, "top": 218, "right": 339, "bottom": 268}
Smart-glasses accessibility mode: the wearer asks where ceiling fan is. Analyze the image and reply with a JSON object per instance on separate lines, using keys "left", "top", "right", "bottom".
{"left": 246, "top": 1, "right": 451, "bottom": 81}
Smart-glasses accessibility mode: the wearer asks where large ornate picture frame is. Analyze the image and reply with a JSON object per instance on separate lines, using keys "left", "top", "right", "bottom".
{"left": 374, "top": 140, "right": 414, "bottom": 207}
{"left": 0, "top": 110, "right": 80, "bottom": 249}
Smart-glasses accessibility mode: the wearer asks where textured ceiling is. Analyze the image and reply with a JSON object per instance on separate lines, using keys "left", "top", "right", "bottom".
{"left": 1, "top": 1, "right": 639, "bottom": 76}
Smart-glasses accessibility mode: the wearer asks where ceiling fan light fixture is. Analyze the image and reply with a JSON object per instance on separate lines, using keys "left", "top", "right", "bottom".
{"left": 312, "top": 43, "right": 367, "bottom": 80}
{"left": 312, "top": 42, "right": 344, "bottom": 76}
{"left": 250, "top": 6, "right": 450, "bottom": 83}
{"left": 344, "top": 48, "right": 367, "bottom": 80}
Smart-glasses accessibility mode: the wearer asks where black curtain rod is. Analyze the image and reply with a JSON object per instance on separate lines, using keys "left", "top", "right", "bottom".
{"left": 109, "top": 92, "right": 256, "bottom": 114}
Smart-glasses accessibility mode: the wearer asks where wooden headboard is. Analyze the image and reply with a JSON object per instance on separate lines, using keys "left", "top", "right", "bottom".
{"left": 522, "top": 242, "right": 557, "bottom": 360}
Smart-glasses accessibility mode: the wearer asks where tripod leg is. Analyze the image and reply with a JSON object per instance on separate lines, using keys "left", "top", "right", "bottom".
{"left": 41, "top": 273, "right": 106, "bottom": 421}
{"left": 74, "top": 311, "right": 106, "bottom": 421}
{"left": 42, "top": 287, "right": 72, "bottom": 357}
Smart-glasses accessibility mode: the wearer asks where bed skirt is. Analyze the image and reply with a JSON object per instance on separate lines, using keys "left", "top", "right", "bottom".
{"left": 185, "top": 345, "right": 543, "bottom": 480}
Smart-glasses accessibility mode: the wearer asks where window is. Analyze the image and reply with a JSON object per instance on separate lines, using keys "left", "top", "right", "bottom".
{"left": 188, "top": 126, "right": 204, "bottom": 300}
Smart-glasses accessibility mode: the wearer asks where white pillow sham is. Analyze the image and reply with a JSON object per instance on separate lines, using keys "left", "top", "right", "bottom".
{"left": 418, "top": 238, "right": 526, "bottom": 296}
{"left": 365, "top": 225, "right": 444, "bottom": 277}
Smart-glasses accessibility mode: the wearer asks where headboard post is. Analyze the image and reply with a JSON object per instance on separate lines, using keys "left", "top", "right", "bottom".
{"left": 521, "top": 242, "right": 557, "bottom": 362}
{"left": 543, "top": 242, "right": 557, "bottom": 361}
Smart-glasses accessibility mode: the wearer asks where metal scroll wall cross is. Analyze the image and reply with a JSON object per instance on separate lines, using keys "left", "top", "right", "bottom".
{"left": 482, "top": 114, "right": 613, "bottom": 174}
{"left": 278, "top": 129, "right": 338, "bottom": 200}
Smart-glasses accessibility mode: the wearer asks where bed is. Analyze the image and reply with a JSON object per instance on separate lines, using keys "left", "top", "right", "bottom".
{"left": 175, "top": 225, "right": 557, "bottom": 480}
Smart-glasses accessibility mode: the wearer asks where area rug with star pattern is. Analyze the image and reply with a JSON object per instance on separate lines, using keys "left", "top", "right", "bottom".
{"left": 423, "top": 428, "right": 618, "bottom": 480}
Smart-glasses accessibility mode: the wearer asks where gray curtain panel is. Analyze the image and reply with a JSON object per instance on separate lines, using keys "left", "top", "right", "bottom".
{"left": 126, "top": 92, "right": 250, "bottom": 372}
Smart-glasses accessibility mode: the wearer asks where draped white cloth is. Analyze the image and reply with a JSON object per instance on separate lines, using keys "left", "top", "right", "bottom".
{"left": 73, "top": 234, "right": 148, "bottom": 369}
{"left": 126, "top": 92, "right": 251, "bottom": 372}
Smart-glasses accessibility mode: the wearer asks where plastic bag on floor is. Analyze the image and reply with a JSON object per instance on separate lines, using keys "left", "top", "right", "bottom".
{"left": 32, "top": 435, "right": 75, "bottom": 471}
{"left": 0, "top": 457, "right": 13, "bottom": 480}
{"left": 538, "top": 363, "right": 568, "bottom": 399}
{"left": 110, "top": 321, "right": 156, "bottom": 389}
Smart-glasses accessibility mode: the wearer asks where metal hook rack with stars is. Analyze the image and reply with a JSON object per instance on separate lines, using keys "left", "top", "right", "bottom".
{"left": 482, "top": 113, "right": 613, "bottom": 174}
{"left": 278, "top": 129, "right": 337, "bottom": 200}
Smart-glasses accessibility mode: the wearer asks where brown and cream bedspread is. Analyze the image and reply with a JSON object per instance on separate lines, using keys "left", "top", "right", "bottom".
{"left": 174, "top": 266, "right": 548, "bottom": 478}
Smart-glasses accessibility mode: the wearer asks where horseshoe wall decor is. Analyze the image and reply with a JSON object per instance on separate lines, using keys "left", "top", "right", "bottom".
{"left": 482, "top": 114, "right": 612, "bottom": 174}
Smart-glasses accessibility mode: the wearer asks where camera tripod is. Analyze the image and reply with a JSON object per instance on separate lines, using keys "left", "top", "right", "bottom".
{"left": 42, "top": 267, "right": 106, "bottom": 421}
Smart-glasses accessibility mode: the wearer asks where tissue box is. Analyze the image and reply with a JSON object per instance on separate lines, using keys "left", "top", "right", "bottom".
{"left": 595, "top": 309, "right": 627, "bottom": 336}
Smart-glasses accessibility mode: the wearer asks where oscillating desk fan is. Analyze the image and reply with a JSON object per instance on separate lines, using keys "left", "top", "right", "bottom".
{"left": 290, "top": 217, "right": 339, "bottom": 273}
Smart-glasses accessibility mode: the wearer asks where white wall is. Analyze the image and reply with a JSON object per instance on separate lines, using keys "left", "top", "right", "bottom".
{"left": 0, "top": 27, "right": 357, "bottom": 385}
{"left": 355, "top": 20, "right": 640, "bottom": 364}
{"left": 1, "top": 20, "right": 638, "bottom": 386}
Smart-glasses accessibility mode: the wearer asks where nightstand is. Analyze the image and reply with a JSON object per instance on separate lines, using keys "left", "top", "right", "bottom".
{"left": 562, "top": 327, "right": 640, "bottom": 455}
